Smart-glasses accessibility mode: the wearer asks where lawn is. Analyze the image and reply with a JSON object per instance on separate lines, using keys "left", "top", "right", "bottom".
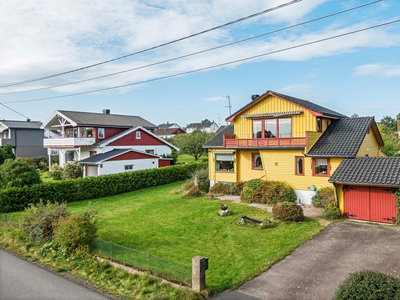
{"left": 177, "top": 154, "right": 208, "bottom": 163}
{"left": 63, "top": 181, "right": 322, "bottom": 294}
{"left": 40, "top": 171, "right": 57, "bottom": 183}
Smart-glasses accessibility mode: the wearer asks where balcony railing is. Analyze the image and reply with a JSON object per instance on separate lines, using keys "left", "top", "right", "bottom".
{"left": 223, "top": 134, "right": 307, "bottom": 148}
{"left": 44, "top": 137, "right": 95, "bottom": 147}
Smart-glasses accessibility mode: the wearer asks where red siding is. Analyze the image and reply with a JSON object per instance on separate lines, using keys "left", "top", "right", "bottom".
{"left": 343, "top": 185, "right": 397, "bottom": 224}
{"left": 158, "top": 160, "right": 171, "bottom": 168}
{"left": 106, "top": 151, "right": 156, "bottom": 161}
{"left": 108, "top": 129, "right": 165, "bottom": 146}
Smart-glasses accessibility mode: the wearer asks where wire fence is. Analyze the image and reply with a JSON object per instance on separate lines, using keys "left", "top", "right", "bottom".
{"left": 90, "top": 238, "right": 192, "bottom": 285}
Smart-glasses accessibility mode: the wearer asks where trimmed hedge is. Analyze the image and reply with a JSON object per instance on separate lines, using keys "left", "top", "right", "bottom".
{"left": 0, "top": 163, "right": 207, "bottom": 212}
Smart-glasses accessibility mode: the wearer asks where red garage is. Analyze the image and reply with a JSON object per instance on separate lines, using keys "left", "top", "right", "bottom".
{"left": 329, "top": 157, "right": 400, "bottom": 224}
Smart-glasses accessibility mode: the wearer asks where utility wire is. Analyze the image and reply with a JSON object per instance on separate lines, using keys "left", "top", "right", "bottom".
{"left": 0, "top": 0, "right": 382, "bottom": 96}
{"left": 0, "top": 0, "right": 303, "bottom": 88}
{"left": 0, "top": 103, "right": 30, "bottom": 119}
{"left": 1, "top": 18, "right": 398, "bottom": 105}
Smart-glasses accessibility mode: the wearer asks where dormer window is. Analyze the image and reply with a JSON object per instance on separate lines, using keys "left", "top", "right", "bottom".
{"left": 252, "top": 118, "right": 291, "bottom": 138}
{"left": 317, "top": 117, "right": 322, "bottom": 132}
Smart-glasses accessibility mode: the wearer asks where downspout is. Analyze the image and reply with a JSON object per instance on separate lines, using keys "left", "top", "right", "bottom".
{"left": 333, "top": 182, "right": 339, "bottom": 207}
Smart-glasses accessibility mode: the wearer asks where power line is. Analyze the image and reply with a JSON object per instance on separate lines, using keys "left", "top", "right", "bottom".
{"left": 1, "top": 19, "right": 399, "bottom": 105}
{"left": 0, "top": 0, "right": 382, "bottom": 96}
{"left": 0, "top": 103, "right": 30, "bottom": 119}
{"left": 0, "top": 0, "right": 303, "bottom": 88}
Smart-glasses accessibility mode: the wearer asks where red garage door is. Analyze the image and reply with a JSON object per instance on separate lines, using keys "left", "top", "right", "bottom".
{"left": 343, "top": 186, "right": 397, "bottom": 224}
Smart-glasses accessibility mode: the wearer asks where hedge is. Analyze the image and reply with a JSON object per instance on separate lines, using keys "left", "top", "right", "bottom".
{"left": 0, "top": 163, "right": 207, "bottom": 213}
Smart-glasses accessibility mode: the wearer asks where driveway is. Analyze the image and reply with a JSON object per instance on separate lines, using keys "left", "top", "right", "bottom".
{"left": 212, "top": 222, "right": 400, "bottom": 300}
{"left": 0, "top": 249, "right": 112, "bottom": 300}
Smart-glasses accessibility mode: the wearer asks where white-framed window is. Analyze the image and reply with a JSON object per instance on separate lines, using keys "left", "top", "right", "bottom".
{"left": 80, "top": 127, "right": 94, "bottom": 138}
{"left": 145, "top": 149, "right": 155, "bottom": 154}
{"left": 98, "top": 128, "right": 105, "bottom": 139}
{"left": 124, "top": 165, "right": 134, "bottom": 170}
{"left": 136, "top": 131, "right": 141, "bottom": 139}
{"left": 216, "top": 154, "right": 234, "bottom": 172}
{"left": 99, "top": 164, "right": 103, "bottom": 168}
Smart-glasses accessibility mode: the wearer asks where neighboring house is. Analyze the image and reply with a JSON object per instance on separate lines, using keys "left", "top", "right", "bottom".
{"left": 186, "top": 121, "right": 219, "bottom": 133}
{"left": 158, "top": 122, "right": 182, "bottom": 130}
{"left": 154, "top": 128, "right": 186, "bottom": 139}
{"left": 41, "top": 110, "right": 179, "bottom": 177}
{"left": 0, "top": 119, "right": 46, "bottom": 158}
{"left": 204, "top": 90, "right": 400, "bottom": 224}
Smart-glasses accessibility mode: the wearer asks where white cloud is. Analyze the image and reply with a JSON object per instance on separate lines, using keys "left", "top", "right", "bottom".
{"left": 201, "top": 96, "right": 227, "bottom": 102}
{"left": 354, "top": 63, "right": 400, "bottom": 77}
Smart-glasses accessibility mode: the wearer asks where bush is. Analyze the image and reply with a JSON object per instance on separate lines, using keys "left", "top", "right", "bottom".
{"left": 186, "top": 187, "right": 205, "bottom": 197}
{"left": 209, "top": 182, "right": 228, "bottom": 194}
{"left": 0, "top": 143, "right": 16, "bottom": 165}
{"left": 19, "top": 200, "right": 69, "bottom": 242}
{"left": 63, "top": 161, "right": 83, "bottom": 179}
{"left": 19, "top": 157, "right": 36, "bottom": 166}
{"left": 190, "top": 166, "right": 209, "bottom": 193}
{"left": 334, "top": 270, "right": 400, "bottom": 300}
{"left": 32, "top": 156, "right": 49, "bottom": 170}
{"left": 0, "top": 162, "right": 207, "bottom": 212}
{"left": 54, "top": 210, "right": 98, "bottom": 251}
{"left": 312, "top": 186, "right": 334, "bottom": 208}
{"left": 242, "top": 179, "right": 296, "bottom": 205}
{"left": 272, "top": 202, "right": 304, "bottom": 222}
{"left": 0, "top": 158, "right": 42, "bottom": 189}
{"left": 48, "top": 163, "right": 63, "bottom": 180}
{"left": 226, "top": 181, "right": 245, "bottom": 196}
{"left": 323, "top": 199, "right": 342, "bottom": 220}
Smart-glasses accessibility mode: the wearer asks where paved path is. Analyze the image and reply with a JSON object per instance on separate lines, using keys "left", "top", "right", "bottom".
{"left": 0, "top": 249, "right": 110, "bottom": 300}
{"left": 212, "top": 222, "right": 400, "bottom": 300}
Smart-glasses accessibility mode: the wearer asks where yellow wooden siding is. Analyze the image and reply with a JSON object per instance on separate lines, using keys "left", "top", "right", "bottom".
{"left": 305, "top": 131, "right": 322, "bottom": 153}
{"left": 237, "top": 150, "right": 265, "bottom": 182}
{"left": 208, "top": 149, "right": 237, "bottom": 183}
{"left": 259, "top": 149, "right": 342, "bottom": 190}
{"left": 335, "top": 184, "right": 344, "bottom": 213}
{"left": 234, "top": 95, "right": 317, "bottom": 139}
{"left": 356, "top": 126, "right": 380, "bottom": 157}
{"left": 379, "top": 149, "right": 388, "bottom": 157}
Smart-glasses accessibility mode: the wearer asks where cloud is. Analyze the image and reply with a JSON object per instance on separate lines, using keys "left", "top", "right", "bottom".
{"left": 354, "top": 63, "right": 400, "bottom": 77}
{"left": 201, "top": 96, "right": 227, "bottom": 102}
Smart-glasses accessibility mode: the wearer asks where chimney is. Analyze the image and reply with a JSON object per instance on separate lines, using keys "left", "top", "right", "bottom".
{"left": 397, "top": 120, "right": 400, "bottom": 132}
{"left": 251, "top": 94, "right": 259, "bottom": 101}
{"left": 103, "top": 109, "right": 110, "bottom": 114}
{"left": 26, "top": 118, "right": 31, "bottom": 122}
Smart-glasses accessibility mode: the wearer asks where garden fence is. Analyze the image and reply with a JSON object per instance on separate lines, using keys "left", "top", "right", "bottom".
{"left": 90, "top": 238, "right": 192, "bottom": 285}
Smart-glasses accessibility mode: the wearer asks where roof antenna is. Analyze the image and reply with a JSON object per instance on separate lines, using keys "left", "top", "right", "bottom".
{"left": 225, "top": 96, "right": 232, "bottom": 116}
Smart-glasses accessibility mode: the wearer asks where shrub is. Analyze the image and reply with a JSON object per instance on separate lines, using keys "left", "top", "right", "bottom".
{"left": 312, "top": 186, "right": 334, "bottom": 208}
{"left": 186, "top": 187, "right": 205, "bottom": 197}
{"left": 19, "top": 157, "right": 36, "bottom": 166}
{"left": 0, "top": 162, "right": 207, "bottom": 212}
{"left": 272, "top": 202, "right": 304, "bottom": 222}
{"left": 242, "top": 179, "right": 296, "bottom": 205}
{"left": 32, "top": 156, "right": 49, "bottom": 170}
{"left": 190, "top": 166, "right": 209, "bottom": 193}
{"left": 48, "top": 163, "right": 63, "bottom": 180}
{"left": 0, "top": 143, "right": 16, "bottom": 165}
{"left": 63, "top": 161, "right": 83, "bottom": 179}
{"left": 226, "top": 181, "right": 245, "bottom": 196}
{"left": 323, "top": 199, "right": 342, "bottom": 220}
{"left": 209, "top": 182, "right": 228, "bottom": 194}
{"left": 54, "top": 210, "right": 98, "bottom": 251}
{"left": 19, "top": 200, "right": 69, "bottom": 242}
{"left": 334, "top": 270, "right": 400, "bottom": 300}
{"left": 0, "top": 158, "right": 42, "bottom": 189}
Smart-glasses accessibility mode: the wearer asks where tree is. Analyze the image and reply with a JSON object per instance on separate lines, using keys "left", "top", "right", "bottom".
{"left": 201, "top": 119, "right": 211, "bottom": 123}
{"left": 0, "top": 158, "right": 42, "bottom": 189}
{"left": 380, "top": 116, "right": 397, "bottom": 133}
{"left": 0, "top": 143, "right": 16, "bottom": 165}
{"left": 172, "top": 130, "right": 215, "bottom": 160}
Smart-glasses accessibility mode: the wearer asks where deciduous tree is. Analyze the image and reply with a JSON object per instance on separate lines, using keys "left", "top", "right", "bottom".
{"left": 172, "top": 130, "right": 215, "bottom": 160}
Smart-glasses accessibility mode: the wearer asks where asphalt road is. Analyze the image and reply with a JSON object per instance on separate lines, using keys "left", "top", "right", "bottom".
{"left": 212, "top": 222, "right": 400, "bottom": 300}
{"left": 0, "top": 249, "right": 110, "bottom": 300}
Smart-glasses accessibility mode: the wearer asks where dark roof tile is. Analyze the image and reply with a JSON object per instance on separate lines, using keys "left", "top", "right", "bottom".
{"left": 203, "top": 125, "right": 234, "bottom": 148}
{"left": 0, "top": 120, "right": 42, "bottom": 129}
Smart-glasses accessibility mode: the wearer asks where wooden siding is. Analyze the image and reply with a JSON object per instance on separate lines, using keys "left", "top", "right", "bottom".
{"left": 237, "top": 150, "right": 265, "bottom": 182}
{"left": 108, "top": 129, "right": 165, "bottom": 146}
{"left": 356, "top": 126, "right": 380, "bottom": 157}
{"left": 305, "top": 131, "right": 323, "bottom": 153}
{"left": 208, "top": 149, "right": 237, "bottom": 183}
{"left": 106, "top": 151, "right": 155, "bottom": 161}
{"left": 98, "top": 128, "right": 125, "bottom": 142}
{"left": 158, "top": 160, "right": 171, "bottom": 168}
{"left": 234, "top": 95, "right": 317, "bottom": 139}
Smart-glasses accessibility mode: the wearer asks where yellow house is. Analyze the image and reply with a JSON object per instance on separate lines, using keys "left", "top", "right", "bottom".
{"left": 204, "top": 90, "right": 386, "bottom": 207}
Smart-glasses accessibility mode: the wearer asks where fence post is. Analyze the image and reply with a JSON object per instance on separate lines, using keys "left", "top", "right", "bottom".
{"left": 110, "top": 241, "right": 113, "bottom": 259}
{"left": 192, "top": 256, "right": 207, "bottom": 292}
{"left": 148, "top": 252, "right": 151, "bottom": 272}
{"left": 5, "top": 214, "right": 7, "bottom": 225}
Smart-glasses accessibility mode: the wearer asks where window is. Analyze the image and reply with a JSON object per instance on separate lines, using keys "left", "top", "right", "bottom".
{"left": 136, "top": 131, "right": 141, "bottom": 139}
{"left": 65, "top": 151, "right": 74, "bottom": 162}
{"left": 295, "top": 156, "right": 304, "bottom": 175}
{"left": 98, "top": 128, "right": 105, "bottom": 139}
{"left": 80, "top": 127, "right": 85, "bottom": 137}
{"left": 73, "top": 128, "right": 78, "bottom": 137}
{"left": 89, "top": 151, "right": 97, "bottom": 157}
{"left": 86, "top": 128, "right": 93, "bottom": 138}
{"left": 317, "top": 117, "right": 322, "bottom": 132}
{"left": 124, "top": 165, "right": 134, "bottom": 170}
{"left": 66, "top": 128, "right": 73, "bottom": 137}
{"left": 145, "top": 150, "right": 155, "bottom": 154}
{"left": 252, "top": 153, "right": 263, "bottom": 169}
{"left": 216, "top": 154, "right": 234, "bottom": 172}
{"left": 313, "top": 158, "right": 330, "bottom": 176}
{"left": 252, "top": 118, "right": 292, "bottom": 138}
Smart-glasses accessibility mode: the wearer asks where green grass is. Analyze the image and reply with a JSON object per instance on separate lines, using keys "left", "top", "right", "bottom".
{"left": 2, "top": 181, "right": 322, "bottom": 295}
{"left": 40, "top": 171, "right": 57, "bottom": 183}
{"left": 177, "top": 154, "right": 208, "bottom": 163}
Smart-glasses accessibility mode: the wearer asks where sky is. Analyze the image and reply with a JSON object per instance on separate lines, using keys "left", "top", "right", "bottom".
{"left": 1, "top": 0, "right": 400, "bottom": 127}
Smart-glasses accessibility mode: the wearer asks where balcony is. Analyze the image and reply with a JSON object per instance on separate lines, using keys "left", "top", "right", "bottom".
{"left": 223, "top": 134, "right": 307, "bottom": 148}
{"left": 44, "top": 137, "right": 95, "bottom": 147}
{"left": 0, "top": 138, "right": 12, "bottom": 147}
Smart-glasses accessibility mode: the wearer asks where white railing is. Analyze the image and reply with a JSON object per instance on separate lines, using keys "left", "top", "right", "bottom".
{"left": 44, "top": 137, "right": 95, "bottom": 147}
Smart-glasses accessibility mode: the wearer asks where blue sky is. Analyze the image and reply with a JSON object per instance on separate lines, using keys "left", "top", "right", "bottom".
{"left": 1, "top": 0, "right": 400, "bottom": 127}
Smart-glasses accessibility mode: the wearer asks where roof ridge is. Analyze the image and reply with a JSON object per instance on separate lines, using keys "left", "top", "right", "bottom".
{"left": 58, "top": 110, "right": 141, "bottom": 118}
